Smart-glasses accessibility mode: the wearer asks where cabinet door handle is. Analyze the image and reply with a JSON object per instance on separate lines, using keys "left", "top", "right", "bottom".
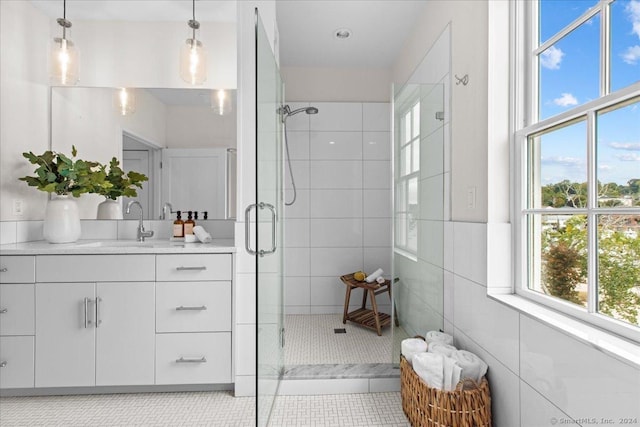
{"left": 0, "top": 308, "right": 7, "bottom": 314}
{"left": 0, "top": 361, "right": 6, "bottom": 368}
{"left": 84, "top": 297, "right": 90, "bottom": 328}
{"left": 175, "top": 357, "right": 207, "bottom": 363}
{"left": 95, "top": 297, "right": 102, "bottom": 327}
{"left": 176, "top": 266, "right": 207, "bottom": 271}
{"left": 0, "top": 267, "right": 7, "bottom": 273}
{"left": 175, "top": 305, "right": 207, "bottom": 311}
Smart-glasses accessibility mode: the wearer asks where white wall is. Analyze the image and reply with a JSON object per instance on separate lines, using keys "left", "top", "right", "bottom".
{"left": 281, "top": 67, "right": 391, "bottom": 102}
{"left": 283, "top": 101, "right": 392, "bottom": 315}
{"left": 165, "top": 105, "right": 236, "bottom": 149}
{"left": 393, "top": 2, "right": 640, "bottom": 426}
{"left": 0, "top": 0, "right": 51, "bottom": 221}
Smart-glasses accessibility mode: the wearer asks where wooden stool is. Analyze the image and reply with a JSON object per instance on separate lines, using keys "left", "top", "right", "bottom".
{"left": 340, "top": 273, "right": 399, "bottom": 336}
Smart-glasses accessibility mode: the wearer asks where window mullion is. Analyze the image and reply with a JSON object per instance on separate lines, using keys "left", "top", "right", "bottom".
{"left": 586, "top": 110, "right": 598, "bottom": 315}
{"left": 600, "top": 0, "right": 610, "bottom": 96}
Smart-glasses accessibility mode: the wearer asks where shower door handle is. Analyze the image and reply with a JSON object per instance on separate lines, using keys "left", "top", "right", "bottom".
{"left": 259, "top": 202, "right": 277, "bottom": 257}
{"left": 244, "top": 202, "right": 277, "bottom": 257}
{"left": 245, "top": 203, "right": 258, "bottom": 255}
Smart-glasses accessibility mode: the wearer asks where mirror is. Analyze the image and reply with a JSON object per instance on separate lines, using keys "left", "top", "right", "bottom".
{"left": 51, "top": 87, "right": 237, "bottom": 220}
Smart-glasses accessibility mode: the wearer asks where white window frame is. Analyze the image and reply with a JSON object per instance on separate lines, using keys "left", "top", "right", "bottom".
{"left": 394, "top": 87, "right": 421, "bottom": 257}
{"left": 513, "top": 0, "right": 640, "bottom": 343}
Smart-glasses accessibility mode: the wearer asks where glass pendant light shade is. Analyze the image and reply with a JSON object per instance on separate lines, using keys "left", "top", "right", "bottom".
{"left": 50, "top": 2, "right": 79, "bottom": 86}
{"left": 180, "top": 38, "right": 207, "bottom": 85}
{"left": 50, "top": 37, "right": 79, "bottom": 85}
{"left": 180, "top": 0, "right": 206, "bottom": 85}
{"left": 114, "top": 88, "right": 136, "bottom": 116}
{"left": 212, "top": 89, "right": 231, "bottom": 116}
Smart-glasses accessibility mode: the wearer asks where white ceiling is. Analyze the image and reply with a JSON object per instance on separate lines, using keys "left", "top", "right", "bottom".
{"left": 276, "top": 0, "right": 427, "bottom": 68}
{"left": 29, "top": 0, "right": 427, "bottom": 68}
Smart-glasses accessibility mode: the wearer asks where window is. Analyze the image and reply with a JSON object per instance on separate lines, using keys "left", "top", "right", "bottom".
{"left": 515, "top": 0, "right": 640, "bottom": 341}
{"left": 395, "top": 88, "right": 421, "bottom": 255}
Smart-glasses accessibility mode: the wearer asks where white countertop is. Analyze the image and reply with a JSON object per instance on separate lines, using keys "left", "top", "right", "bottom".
{"left": 0, "top": 239, "right": 236, "bottom": 255}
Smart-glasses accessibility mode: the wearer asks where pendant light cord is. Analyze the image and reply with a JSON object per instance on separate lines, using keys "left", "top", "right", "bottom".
{"left": 62, "top": 0, "right": 67, "bottom": 38}
{"left": 192, "top": 0, "right": 196, "bottom": 40}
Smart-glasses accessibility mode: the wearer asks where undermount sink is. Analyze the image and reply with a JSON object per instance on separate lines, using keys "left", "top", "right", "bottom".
{"left": 75, "top": 240, "right": 166, "bottom": 248}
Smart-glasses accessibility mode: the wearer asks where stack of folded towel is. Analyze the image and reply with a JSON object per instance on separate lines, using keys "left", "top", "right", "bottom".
{"left": 401, "top": 331, "right": 488, "bottom": 391}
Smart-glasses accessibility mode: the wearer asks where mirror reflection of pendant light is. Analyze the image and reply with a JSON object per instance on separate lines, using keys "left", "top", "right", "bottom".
{"left": 114, "top": 88, "right": 136, "bottom": 116}
{"left": 212, "top": 89, "right": 231, "bottom": 116}
{"left": 50, "top": 0, "right": 79, "bottom": 86}
{"left": 180, "top": 0, "right": 206, "bottom": 85}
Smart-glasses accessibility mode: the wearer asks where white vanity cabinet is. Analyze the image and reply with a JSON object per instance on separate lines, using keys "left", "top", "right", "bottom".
{"left": 155, "top": 254, "right": 232, "bottom": 385}
{"left": 34, "top": 255, "right": 156, "bottom": 388}
{"left": 0, "top": 256, "right": 36, "bottom": 388}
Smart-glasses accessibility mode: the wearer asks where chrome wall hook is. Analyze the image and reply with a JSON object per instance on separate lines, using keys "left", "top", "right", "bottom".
{"left": 455, "top": 74, "right": 469, "bottom": 86}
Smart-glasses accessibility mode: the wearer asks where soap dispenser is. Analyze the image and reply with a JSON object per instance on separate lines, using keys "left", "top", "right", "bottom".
{"left": 184, "top": 211, "right": 195, "bottom": 235}
{"left": 173, "top": 211, "right": 184, "bottom": 238}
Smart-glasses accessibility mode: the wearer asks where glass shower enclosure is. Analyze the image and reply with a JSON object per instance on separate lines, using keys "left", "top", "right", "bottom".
{"left": 254, "top": 9, "right": 285, "bottom": 427}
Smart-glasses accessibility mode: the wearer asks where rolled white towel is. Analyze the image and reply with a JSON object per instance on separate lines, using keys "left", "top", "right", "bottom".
{"left": 413, "top": 352, "right": 444, "bottom": 390}
{"left": 376, "top": 276, "right": 386, "bottom": 285}
{"left": 443, "top": 355, "right": 463, "bottom": 391}
{"left": 451, "top": 350, "right": 488, "bottom": 383}
{"left": 424, "top": 330, "right": 454, "bottom": 346}
{"left": 365, "top": 268, "right": 384, "bottom": 283}
{"left": 193, "top": 225, "right": 213, "bottom": 243}
{"left": 428, "top": 342, "right": 457, "bottom": 358}
{"left": 401, "top": 338, "right": 428, "bottom": 365}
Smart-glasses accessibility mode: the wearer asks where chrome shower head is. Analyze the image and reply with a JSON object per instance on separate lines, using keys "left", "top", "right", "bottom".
{"left": 279, "top": 105, "right": 319, "bottom": 122}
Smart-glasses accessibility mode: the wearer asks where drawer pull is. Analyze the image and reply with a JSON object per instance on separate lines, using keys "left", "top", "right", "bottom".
{"left": 176, "top": 356, "right": 207, "bottom": 363}
{"left": 0, "top": 361, "right": 6, "bottom": 368}
{"left": 0, "top": 268, "right": 7, "bottom": 272}
{"left": 176, "top": 266, "right": 207, "bottom": 271}
{"left": 0, "top": 308, "right": 7, "bottom": 314}
{"left": 176, "top": 305, "right": 207, "bottom": 311}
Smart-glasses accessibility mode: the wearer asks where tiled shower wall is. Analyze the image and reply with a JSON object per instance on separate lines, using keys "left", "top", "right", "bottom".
{"left": 283, "top": 102, "right": 393, "bottom": 315}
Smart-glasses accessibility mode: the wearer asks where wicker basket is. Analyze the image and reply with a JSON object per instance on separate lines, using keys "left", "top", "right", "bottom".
{"left": 400, "top": 355, "right": 492, "bottom": 427}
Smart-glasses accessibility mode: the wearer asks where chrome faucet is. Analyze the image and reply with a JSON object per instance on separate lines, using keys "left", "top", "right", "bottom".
{"left": 125, "top": 201, "right": 154, "bottom": 242}
{"left": 161, "top": 202, "right": 174, "bottom": 220}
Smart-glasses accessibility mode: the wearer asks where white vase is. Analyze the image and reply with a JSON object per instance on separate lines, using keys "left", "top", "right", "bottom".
{"left": 97, "top": 198, "right": 123, "bottom": 220}
{"left": 43, "top": 195, "right": 82, "bottom": 244}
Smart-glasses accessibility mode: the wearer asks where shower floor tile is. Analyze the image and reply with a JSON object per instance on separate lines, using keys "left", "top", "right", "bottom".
{"left": 284, "top": 314, "right": 409, "bottom": 366}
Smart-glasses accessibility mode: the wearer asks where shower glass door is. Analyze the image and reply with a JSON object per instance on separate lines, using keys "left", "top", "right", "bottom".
{"left": 255, "top": 9, "right": 284, "bottom": 427}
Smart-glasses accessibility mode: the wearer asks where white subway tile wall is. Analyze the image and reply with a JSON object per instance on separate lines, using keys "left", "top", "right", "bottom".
{"left": 284, "top": 102, "right": 392, "bottom": 316}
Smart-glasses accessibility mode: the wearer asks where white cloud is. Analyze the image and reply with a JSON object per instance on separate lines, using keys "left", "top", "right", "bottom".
{"left": 599, "top": 164, "right": 612, "bottom": 171}
{"left": 541, "top": 156, "right": 583, "bottom": 166}
{"left": 622, "top": 45, "right": 640, "bottom": 64}
{"left": 616, "top": 153, "right": 640, "bottom": 161}
{"left": 553, "top": 93, "right": 578, "bottom": 107}
{"left": 609, "top": 142, "right": 640, "bottom": 151}
{"left": 540, "top": 46, "right": 565, "bottom": 70}
{"left": 627, "top": 0, "right": 640, "bottom": 39}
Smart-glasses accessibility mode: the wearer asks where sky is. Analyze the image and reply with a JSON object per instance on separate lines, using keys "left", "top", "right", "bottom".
{"left": 538, "top": 0, "right": 640, "bottom": 187}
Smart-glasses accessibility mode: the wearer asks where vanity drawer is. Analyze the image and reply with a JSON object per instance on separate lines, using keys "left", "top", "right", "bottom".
{"left": 36, "top": 255, "right": 155, "bottom": 282}
{"left": 0, "top": 284, "right": 35, "bottom": 336}
{"left": 0, "top": 336, "right": 35, "bottom": 388}
{"left": 155, "top": 332, "right": 231, "bottom": 385}
{"left": 156, "top": 282, "right": 231, "bottom": 333}
{"left": 156, "top": 254, "right": 232, "bottom": 282}
{"left": 0, "top": 256, "right": 35, "bottom": 284}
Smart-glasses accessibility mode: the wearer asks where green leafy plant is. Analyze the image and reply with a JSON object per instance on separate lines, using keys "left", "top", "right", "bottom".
{"left": 19, "top": 146, "right": 105, "bottom": 197}
{"left": 95, "top": 157, "right": 148, "bottom": 200}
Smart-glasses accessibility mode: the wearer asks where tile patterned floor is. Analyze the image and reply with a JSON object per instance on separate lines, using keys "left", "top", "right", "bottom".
{"left": 0, "top": 391, "right": 410, "bottom": 427}
{"left": 284, "top": 314, "right": 409, "bottom": 365}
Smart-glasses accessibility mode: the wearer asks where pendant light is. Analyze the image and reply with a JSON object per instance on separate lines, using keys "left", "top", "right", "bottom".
{"left": 50, "top": 0, "right": 79, "bottom": 86}
{"left": 180, "top": 0, "right": 207, "bottom": 85}
{"left": 212, "top": 89, "right": 231, "bottom": 116}
{"left": 114, "top": 88, "right": 136, "bottom": 116}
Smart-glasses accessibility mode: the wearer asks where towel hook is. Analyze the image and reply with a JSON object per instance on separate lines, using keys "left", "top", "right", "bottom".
{"left": 455, "top": 74, "right": 469, "bottom": 86}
